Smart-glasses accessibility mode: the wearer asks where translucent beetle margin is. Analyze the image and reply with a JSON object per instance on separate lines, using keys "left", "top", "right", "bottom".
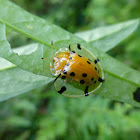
{"left": 49, "top": 43, "right": 104, "bottom": 97}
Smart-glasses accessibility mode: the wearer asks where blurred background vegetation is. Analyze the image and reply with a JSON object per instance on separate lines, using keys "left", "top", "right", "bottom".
{"left": 1, "top": 0, "right": 140, "bottom": 139}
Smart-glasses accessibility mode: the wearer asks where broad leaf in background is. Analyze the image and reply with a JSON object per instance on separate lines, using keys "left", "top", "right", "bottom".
{"left": 0, "top": 67, "right": 54, "bottom": 101}
{"left": 0, "top": 0, "right": 140, "bottom": 107}
{"left": 75, "top": 19, "right": 139, "bottom": 52}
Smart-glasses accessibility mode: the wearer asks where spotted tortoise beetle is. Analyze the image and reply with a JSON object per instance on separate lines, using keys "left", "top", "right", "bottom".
{"left": 49, "top": 43, "right": 104, "bottom": 97}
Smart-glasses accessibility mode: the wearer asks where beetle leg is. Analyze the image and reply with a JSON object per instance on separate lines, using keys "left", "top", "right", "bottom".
{"left": 54, "top": 73, "right": 61, "bottom": 84}
{"left": 85, "top": 86, "right": 89, "bottom": 96}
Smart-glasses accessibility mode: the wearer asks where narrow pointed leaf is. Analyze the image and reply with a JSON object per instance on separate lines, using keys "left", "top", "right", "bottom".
{"left": 76, "top": 19, "right": 139, "bottom": 52}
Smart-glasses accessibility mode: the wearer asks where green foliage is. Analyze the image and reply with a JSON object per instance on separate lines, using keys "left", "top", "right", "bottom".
{"left": 0, "top": 0, "right": 140, "bottom": 140}
{"left": 1, "top": 94, "right": 140, "bottom": 140}
{"left": 0, "top": 0, "right": 140, "bottom": 107}
{"left": 85, "top": 0, "right": 140, "bottom": 26}
{"left": 76, "top": 20, "right": 139, "bottom": 52}
{"left": 0, "top": 67, "right": 53, "bottom": 101}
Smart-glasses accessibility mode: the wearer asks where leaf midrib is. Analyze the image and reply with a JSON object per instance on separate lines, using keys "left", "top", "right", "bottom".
{"left": 0, "top": 19, "right": 139, "bottom": 87}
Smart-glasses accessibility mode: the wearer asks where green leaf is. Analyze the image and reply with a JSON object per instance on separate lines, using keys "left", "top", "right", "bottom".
{"left": 0, "top": 0, "right": 140, "bottom": 107}
{"left": 0, "top": 0, "right": 76, "bottom": 46}
{"left": 0, "top": 67, "right": 53, "bottom": 101}
{"left": 0, "top": 43, "right": 37, "bottom": 70}
{"left": 0, "top": 23, "right": 54, "bottom": 76}
{"left": 6, "top": 116, "right": 31, "bottom": 127}
{"left": 75, "top": 19, "right": 139, "bottom": 52}
{"left": 0, "top": 57, "right": 16, "bottom": 70}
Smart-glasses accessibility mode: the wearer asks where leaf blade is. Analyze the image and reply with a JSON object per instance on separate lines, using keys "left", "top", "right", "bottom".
{"left": 0, "top": 67, "right": 53, "bottom": 102}
{"left": 76, "top": 19, "right": 139, "bottom": 52}
{"left": 0, "top": 1, "right": 140, "bottom": 107}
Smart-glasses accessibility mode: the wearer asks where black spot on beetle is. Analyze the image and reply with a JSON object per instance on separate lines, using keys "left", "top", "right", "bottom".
{"left": 58, "top": 86, "right": 66, "bottom": 94}
{"left": 70, "top": 72, "right": 75, "bottom": 76}
{"left": 94, "top": 80, "right": 97, "bottom": 84}
{"left": 69, "top": 56, "right": 72, "bottom": 59}
{"left": 62, "top": 76, "right": 66, "bottom": 79}
{"left": 87, "top": 61, "right": 91, "bottom": 64}
{"left": 78, "top": 54, "right": 82, "bottom": 57}
{"left": 133, "top": 88, "right": 140, "bottom": 102}
{"left": 80, "top": 80, "right": 85, "bottom": 84}
{"left": 77, "top": 44, "right": 81, "bottom": 50}
{"left": 98, "top": 77, "right": 104, "bottom": 82}
{"left": 95, "top": 59, "right": 99, "bottom": 64}
{"left": 91, "top": 78, "right": 94, "bottom": 81}
{"left": 69, "top": 45, "right": 71, "bottom": 51}
{"left": 82, "top": 73, "right": 87, "bottom": 77}
{"left": 71, "top": 51, "right": 75, "bottom": 54}
{"left": 95, "top": 67, "right": 97, "bottom": 71}
{"left": 63, "top": 69, "right": 67, "bottom": 74}
{"left": 66, "top": 63, "right": 70, "bottom": 66}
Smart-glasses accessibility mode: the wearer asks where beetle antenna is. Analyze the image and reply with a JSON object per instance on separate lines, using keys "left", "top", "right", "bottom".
{"left": 41, "top": 41, "right": 54, "bottom": 61}
{"left": 51, "top": 41, "right": 54, "bottom": 59}
{"left": 54, "top": 73, "right": 61, "bottom": 84}
{"left": 41, "top": 57, "right": 52, "bottom": 61}
{"left": 41, "top": 58, "right": 47, "bottom": 60}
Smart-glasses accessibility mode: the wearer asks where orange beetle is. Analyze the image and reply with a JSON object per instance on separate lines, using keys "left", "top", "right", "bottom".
{"left": 49, "top": 43, "right": 104, "bottom": 97}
